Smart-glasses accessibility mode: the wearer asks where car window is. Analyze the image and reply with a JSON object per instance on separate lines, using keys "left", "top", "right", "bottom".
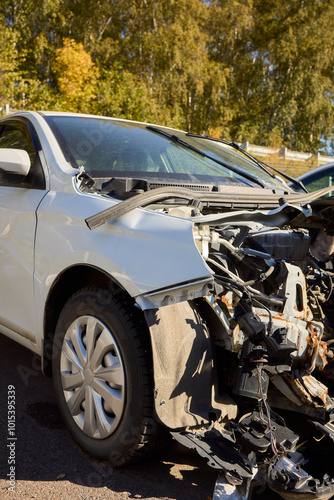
{"left": 44, "top": 116, "right": 286, "bottom": 190}
{"left": 0, "top": 122, "right": 45, "bottom": 189}
{"left": 302, "top": 168, "right": 334, "bottom": 197}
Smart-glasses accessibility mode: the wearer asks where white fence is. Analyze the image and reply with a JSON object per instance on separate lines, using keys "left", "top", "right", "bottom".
{"left": 241, "top": 141, "right": 333, "bottom": 166}
{"left": 0, "top": 104, "right": 10, "bottom": 116}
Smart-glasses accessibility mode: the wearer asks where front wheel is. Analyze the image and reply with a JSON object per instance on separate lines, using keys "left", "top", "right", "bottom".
{"left": 52, "top": 286, "right": 160, "bottom": 465}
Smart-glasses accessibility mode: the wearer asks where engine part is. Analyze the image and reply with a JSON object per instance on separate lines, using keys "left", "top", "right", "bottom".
{"left": 234, "top": 410, "right": 299, "bottom": 453}
{"left": 267, "top": 455, "right": 334, "bottom": 500}
{"left": 250, "top": 229, "right": 311, "bottom": 261}
{"left": 312, "top": 415, "right": 334, "bottom": 442}
{"left": 212, "top": 473, "right": 253, "bottom": 500}
{"left": 233, "top": 342, "right": 270, "bottom": 400}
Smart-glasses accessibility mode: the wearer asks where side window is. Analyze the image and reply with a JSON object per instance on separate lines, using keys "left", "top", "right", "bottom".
{"left": 303, "top": 170, "right": 334, "bottom": 197}
{"left": 0, "top": 122, "right": 45, "bottom": 189}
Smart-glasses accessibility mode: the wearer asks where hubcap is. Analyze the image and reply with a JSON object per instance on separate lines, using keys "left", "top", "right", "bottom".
{"left": 60, "top": 315, "right": 126, "bottom": 439}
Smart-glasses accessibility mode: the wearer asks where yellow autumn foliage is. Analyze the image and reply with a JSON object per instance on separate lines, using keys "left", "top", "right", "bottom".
{"left": 53, "top": 38, "right": 99, "bottom": 112}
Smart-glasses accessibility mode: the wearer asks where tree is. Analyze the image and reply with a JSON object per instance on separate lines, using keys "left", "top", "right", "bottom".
{"left": 206, "top": 0, "right": 334, "bottom": 150}
{"left": 103, "top": 0, "right": 229, "bottom": 132}
{"left": 1, "top": 0, "right": 334, "bottom": 153}
{"left": 52, "top": 38, "right": 99, "bottom": 112}
{"left": 96, "top": 63, "right": 153, "bottom": 120}
{"left": 0, "top": 16, "right": 18, "bottom": 107}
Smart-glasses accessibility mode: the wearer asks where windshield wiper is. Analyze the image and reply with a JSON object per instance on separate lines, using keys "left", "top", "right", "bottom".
{"left": 146, "top": 126, "right": 268, "bottom": 189}
{"left": 76, "top": 166, "right": 96, "bottom": 192}
{"left": 86, "top": 185, "right": 334, "bottom": 230}
{"left": 186, "top": 133, "right": 308, "bottom": 193}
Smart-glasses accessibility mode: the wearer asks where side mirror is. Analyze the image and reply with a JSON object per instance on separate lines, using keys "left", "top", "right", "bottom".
{"left": 0, "top": 149, "right": 31, "bottom": 175}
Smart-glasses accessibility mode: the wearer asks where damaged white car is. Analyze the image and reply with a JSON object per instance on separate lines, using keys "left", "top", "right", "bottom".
{"left": 2, "top": 111, "right": 334, "bottom": 499}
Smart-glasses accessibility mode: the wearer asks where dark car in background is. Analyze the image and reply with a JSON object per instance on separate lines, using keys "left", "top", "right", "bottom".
{"left": 292, "top": 162, "right": 334, "bottom": 196}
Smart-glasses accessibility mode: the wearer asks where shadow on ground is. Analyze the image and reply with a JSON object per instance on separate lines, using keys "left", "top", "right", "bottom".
{"left": 0, "top": 334, "right": 283, "bottom": 499}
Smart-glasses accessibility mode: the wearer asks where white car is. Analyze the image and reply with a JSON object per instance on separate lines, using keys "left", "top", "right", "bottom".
{"left": 1, "top": 111, "right": 334, "bottom": 500}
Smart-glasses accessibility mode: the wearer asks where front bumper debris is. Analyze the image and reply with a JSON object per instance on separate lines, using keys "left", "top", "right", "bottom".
{"left": 171, "top": 409, "right": 334, "bottom": 500}
{"left": 268, "top": 455, "right": 334, "bottom": 500}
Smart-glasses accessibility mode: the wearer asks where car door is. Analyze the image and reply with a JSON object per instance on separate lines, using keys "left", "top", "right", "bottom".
{"left": 0, "top": 119, "right": 48, "bottom": 345}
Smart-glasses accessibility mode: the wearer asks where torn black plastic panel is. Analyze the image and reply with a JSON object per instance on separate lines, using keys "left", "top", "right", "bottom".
{"left": 171, "top": 429, "right": 253, "bottom": 477}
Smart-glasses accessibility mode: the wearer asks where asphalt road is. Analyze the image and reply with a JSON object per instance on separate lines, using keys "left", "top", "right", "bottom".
{"left": 0, "top": 333, "right": 283, "bottom": 500}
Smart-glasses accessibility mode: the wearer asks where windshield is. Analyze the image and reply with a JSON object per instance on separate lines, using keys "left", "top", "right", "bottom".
{"left": 44, "top": 115, "right": 287, "bottom": 191}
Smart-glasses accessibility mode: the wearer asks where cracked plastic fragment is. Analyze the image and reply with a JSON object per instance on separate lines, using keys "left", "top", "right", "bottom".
{"left": 267, "top": 455, "right": 334, "bottom": 500}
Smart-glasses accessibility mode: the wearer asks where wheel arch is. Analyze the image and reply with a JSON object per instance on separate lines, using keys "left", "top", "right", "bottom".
{"left": 42, "top": 264, "right": 131, "bottom": 376}
{"left": 144, "top": 298, "right": 238, "bottom": 429}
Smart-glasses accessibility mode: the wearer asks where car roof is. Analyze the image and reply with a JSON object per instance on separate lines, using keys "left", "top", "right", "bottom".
{"left": 36, "top": 111, "right": 187, "bottom": 134}
{"left": 0, "top": 110, "right": 188, "bottom": 136}
{"left": 296, "top": 161, "right": 334, "bottom": 181}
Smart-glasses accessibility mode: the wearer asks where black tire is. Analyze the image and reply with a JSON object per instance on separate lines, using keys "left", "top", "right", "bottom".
{"left": 52, "top": 286, "right": 160, "bottom": 465}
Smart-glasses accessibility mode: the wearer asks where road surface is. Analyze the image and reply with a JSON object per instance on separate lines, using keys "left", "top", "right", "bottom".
{"left": 0, "top": 333, "right": 282, "bottom": 499}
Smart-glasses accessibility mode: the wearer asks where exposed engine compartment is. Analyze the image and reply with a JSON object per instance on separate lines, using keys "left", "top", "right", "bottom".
{"left": 86, "top": 190, "right": 334, "bottom": 500}
{"left": 154, "top": 201, "right": 334, "bottom": 500}
{"left": 201, "top": 222, "right": 334, "bottom": 402}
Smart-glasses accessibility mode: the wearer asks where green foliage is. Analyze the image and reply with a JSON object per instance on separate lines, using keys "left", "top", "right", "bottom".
{"left": 95, "top": 64, "right": 153, "bottom": 121}
{"left": 52, "top": 38, "right": 99, "bottom": 112}
{"left": 1, "top": 0, "right": 334, "bottom": 153}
